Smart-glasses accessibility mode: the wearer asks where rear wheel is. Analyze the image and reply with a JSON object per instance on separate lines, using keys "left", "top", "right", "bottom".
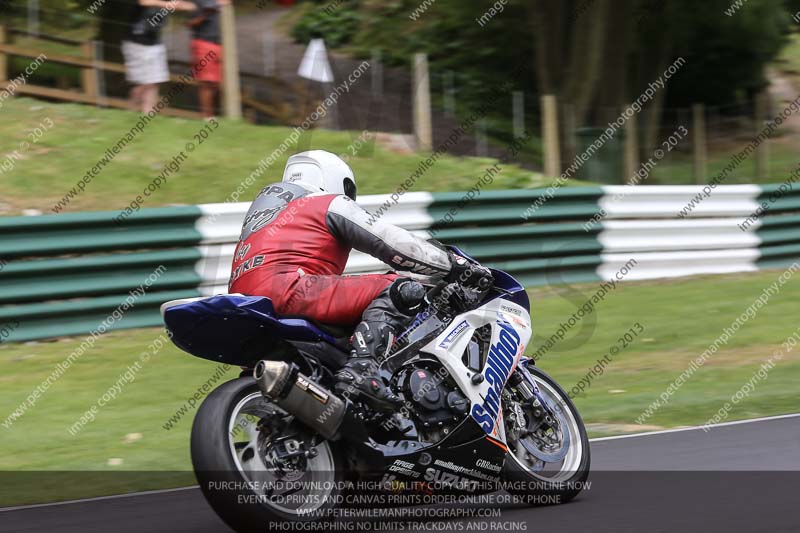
{"left": 191, "top": 377, "right": 346, "bottom": 532}
{"left": 502, "top": 364, "right": 590, "bottom": 505}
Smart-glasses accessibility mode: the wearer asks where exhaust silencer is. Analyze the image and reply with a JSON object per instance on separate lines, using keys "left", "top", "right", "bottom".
{"left": 253, "top": 360, "right": 346, "bottom": 440}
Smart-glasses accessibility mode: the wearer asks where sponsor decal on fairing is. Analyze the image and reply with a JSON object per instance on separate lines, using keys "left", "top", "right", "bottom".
{"left": 470, "top": 319, "right": 522, "bottom": 433}
{"left": 438, "top": 319, "right": 469, "bottom": 348}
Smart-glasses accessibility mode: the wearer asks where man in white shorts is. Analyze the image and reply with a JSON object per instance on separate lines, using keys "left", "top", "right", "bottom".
{"left": 122, "top": 0, "right": 196, "bottom": 113}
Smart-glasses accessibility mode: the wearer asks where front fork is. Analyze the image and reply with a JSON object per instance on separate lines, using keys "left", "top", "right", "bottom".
{"left": 505, "top": 361, "right": 571, "bottom": 463}
{"left": 507, "top": 360, "right": 556, "bottom": 421}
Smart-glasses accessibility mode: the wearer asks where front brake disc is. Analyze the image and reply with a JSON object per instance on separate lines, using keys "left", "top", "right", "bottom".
{"left": 518, "top": 395, "right": 571, "bottom": 463}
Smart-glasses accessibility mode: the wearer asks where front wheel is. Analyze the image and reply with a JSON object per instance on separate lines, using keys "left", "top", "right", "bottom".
{"left": 191, "top": 376, "right": 346, "bottom": 532}
{"left": 501, "top": 363, "right": 590, "bottom": 505}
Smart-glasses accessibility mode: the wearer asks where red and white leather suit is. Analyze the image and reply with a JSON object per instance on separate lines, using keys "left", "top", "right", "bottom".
{"left": 229, "top": 182, "right": 451, "bottom": 326}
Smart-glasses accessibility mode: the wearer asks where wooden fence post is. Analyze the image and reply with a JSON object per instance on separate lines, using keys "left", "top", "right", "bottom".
{"left": 262, "top": 32, "right": 274, "bottom": 76}
{"left": 443, "top": 70, "right": 455, "bottom": 118}
{"left": 0, "top": 26, "right": 7, "bottom": 83}
{"left": 371, "top": 48, "right": 383, "bottom": 101}
{"left": 93, "top": 41, "right": 107, "bottom": 107}
{"left": 220, "top": 2, "right": 242, "bottom": 119}
{"left": 28, "top": 0, "right": 40, "bottom": 37}
{"left": 476, "top": 118, "right": 488, "bottom": 157}
{"left": 755, "top": 91, "right": 769, "bottom": 181}
{"left": 541, "top": 94, "right": 561, "bottom": 178}
{"left": 243, "top": 85, "right": 257, "bottom": 123}
{"left": 321, "top": 80, "right": 339, "bottom": 129}
{"left": 563, "top": 102, "right": 576, "bottom": 164}
{"left": 413, "top": 53, "right": 433, "bottom": 151}
{"left": 692, "top": 103, "right": 707, "bottom": 184}
{"left": 81, "top": 42, "right": 97, "bottom": 103}
{"left": 624, "top": 103, "right": 640, "bottom": 184}
{"left": 512, "top": 91, "right": 525, "bottom": 139}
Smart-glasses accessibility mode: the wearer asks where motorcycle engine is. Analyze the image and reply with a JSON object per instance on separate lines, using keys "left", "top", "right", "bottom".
{"left": 398, "top": 364, "right": 469, "bottom": 438}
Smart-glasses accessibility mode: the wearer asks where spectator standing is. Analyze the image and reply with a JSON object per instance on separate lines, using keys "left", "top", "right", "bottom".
{"left": 122, "top": 0, "right": 197, "bottom": 113}
{"left": 188, "top": 0, "right": 229, "bottom": 118}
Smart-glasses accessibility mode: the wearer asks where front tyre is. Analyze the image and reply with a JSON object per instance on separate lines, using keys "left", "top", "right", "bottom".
{"left": 502, "top": 363, "right": 590, "bottom": 505}
{"left": 191, "top": 376, "right": 346, "bottom": 532}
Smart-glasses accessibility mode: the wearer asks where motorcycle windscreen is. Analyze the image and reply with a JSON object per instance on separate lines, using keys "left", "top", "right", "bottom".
{"left": 162, "top": 294, "right": 337, "bottom": 365}
{"left": 489, "top": 267, "right": 530, "bottom": 311}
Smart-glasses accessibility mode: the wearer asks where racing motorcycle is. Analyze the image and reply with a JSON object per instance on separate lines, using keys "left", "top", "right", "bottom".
{"left": 161, "top": 247, "right": 590, "bottom": 532}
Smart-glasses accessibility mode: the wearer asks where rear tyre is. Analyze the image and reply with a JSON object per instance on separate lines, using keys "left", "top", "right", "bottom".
{"left": 502, "top": 364, "right": 590, "bottom": 505}
{"left": 191, "top": 376, "right": 346, "bottom": 532}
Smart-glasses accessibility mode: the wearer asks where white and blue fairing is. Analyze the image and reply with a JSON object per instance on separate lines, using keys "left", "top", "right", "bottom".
{"left": 419, "top": 284, "right": 531, "bottom": 445}
{"left": 162, "top": 245, "right": 532, "bottom": 446}
{"left": 396, "top": 246, "right": 533, "bottom": 445}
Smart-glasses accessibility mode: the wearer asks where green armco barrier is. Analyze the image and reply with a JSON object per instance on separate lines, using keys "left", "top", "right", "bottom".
{"left": 755, "top": 212, "right": 800, "bottom": 272}
{"left": 487, "top": 254, "right": 603, "bottom": 287}
{"left": 756, "top": 186, "right": 800, "bottom": 214}
{"left": 756, "top": 183, "right": 800, "bottom": 274}
{"left": 429, "top": 188, "right": 605, "bottom": 283}
{"left": 0, "top": 250, "right": 202, "bottom": 304}
{"left": 0, "top": 290, "right": 201, "bottom": 343}
{"left": 0, "top": 205, "right": 201, "bottom": 229}
{"left": 0, "top": 266, "right": 201, "bottom": 304}
{"left": 428, "top": 187, "right": 605, "bottom": 226}
{"left": 0, "top": 206, "right": 205, "bottom": 343}
{"left": 432, "top": 222, "right": 602, "bottom": 260}
{"left": 755, "top": 242, "right": 800, "bottom": 270}
{"left": 1, "top": 185, "right": 799, "bottom": 344}
{"left": 0, "top": 206, "right": 202, "bottom": 257}
{"left": 757, "top": 215, "right": 800, "bottom": 245}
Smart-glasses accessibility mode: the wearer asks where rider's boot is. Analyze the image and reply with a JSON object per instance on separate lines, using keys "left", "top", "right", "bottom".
{"left": 336, "top": 321, "right": 402, "bottom": 411}
{"left": 335, "top": 279, "right": 426, "bottom": 412}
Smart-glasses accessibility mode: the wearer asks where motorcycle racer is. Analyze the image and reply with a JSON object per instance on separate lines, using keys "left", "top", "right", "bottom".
{"left": 229, "top": 150, "right": 490, "bottom": 411}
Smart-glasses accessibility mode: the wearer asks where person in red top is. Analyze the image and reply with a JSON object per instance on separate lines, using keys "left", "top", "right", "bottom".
{"left": 187, "top": 0, "right": 227, "bottom": 117}
{"left": 229, "top": 150, "right": 489, "bottom": 410}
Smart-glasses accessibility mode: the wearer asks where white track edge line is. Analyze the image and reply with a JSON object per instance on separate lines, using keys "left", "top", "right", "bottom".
{"left": 3, "top": 412, "right": 798, "bottom": 512}
{"left": 0, "top": 485, "right": 199, "bottom": 513}
{"left": 589, "top": 412, "right": 800, "bottom": 442}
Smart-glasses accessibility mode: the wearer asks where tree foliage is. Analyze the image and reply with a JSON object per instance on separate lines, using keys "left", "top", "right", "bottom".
{"left": 291, "top": 1, "right": 362, "bottom": 47}
{"left": 664, "top": 0, "right": 790, "bottom": 107}
{"left": 300, "top": 0, "right": 791, "bottom": 114}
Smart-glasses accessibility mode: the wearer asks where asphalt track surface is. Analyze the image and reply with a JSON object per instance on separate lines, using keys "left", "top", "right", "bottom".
{"left": 2, "top": 414, "right": 798, "bottom": 533}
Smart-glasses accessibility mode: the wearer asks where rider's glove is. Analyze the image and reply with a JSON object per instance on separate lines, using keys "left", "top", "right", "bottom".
{"left": 439, "top": 283, "right": 482, "bottom": 315}
{"left": 445, "top": 251, "right": 493, "bottom": 288}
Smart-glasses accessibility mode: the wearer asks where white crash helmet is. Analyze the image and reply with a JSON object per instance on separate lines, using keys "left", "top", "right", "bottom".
{"left": 282, "top": 150, "right": 357, "bottom": 200}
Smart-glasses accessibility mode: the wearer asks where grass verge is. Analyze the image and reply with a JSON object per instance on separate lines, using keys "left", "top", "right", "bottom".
{"left": 0, "top": 270, "right": 798, "bottom": 504}
{"left": 0, "top": 98, "right": 559, "bottom": 215}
